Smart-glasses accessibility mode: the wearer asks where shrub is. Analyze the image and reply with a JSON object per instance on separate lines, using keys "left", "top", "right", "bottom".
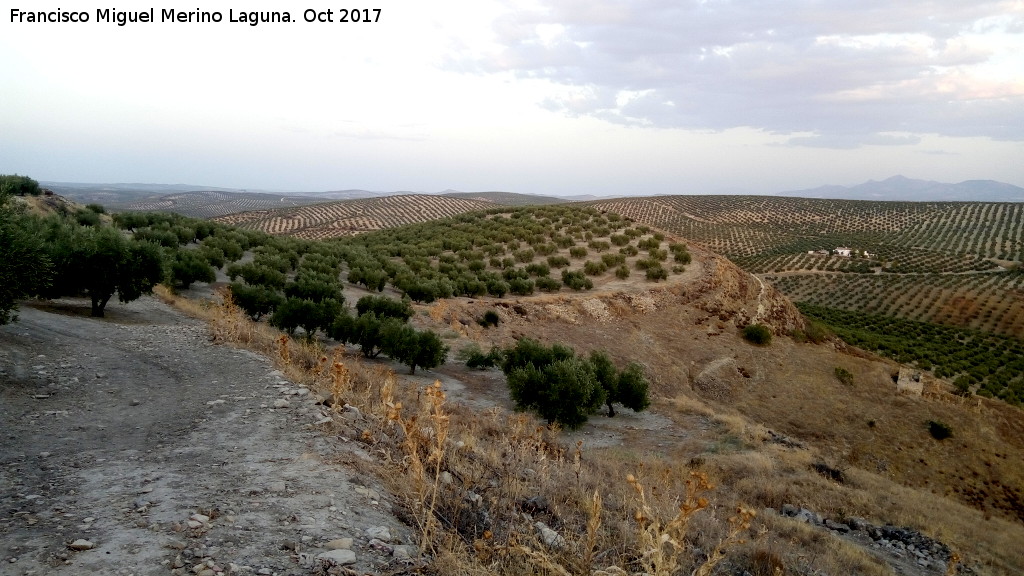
{"left": 834, "top": 367, "right": 854, "bottom": 386}
{"left": 927, "top": 420, "right": 953, "bottom": 440}
{"left": 569, "top": 246, "right": 588, "bottom": 259}
{"left": 615, "top": 265, "right": 630, "bottom": 279}
{"left": 743, "top": 324, "right": 773, "bottom": 345}
{"left": 479, "top": 310, "right": 501, "bottom": 327}
{"left": 0, "top": 174, "right": 41, "bottom": 196}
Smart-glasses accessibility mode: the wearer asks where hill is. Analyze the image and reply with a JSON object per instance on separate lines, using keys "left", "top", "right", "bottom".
{"left": 440, "top": 190, "right": 567, "bottom": 205}
{"left": 777, "top": 175, "right": 1024, "bottom": 202}
{"left": 588, "top": 195, "right": 1024, "bottom": 336}
{"left": 213, "top": 194, "right": 497, "bottom": 239}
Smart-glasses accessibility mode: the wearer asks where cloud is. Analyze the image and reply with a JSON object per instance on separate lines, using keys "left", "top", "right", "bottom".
{"left": 454, "top": 0, "right": 1024, "bottom": 145}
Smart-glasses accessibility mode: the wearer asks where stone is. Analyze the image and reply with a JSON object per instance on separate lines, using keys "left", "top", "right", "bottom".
{"left": 272, "top": 399, "right": 290, "bottom": 409}
{"left": 392, "top": 545, "right": 416, "bottom": 560}
{"left": 534, "top": 521, "right": 565, "bottom": 548}
{"left": 824, "top": 519, "right": 850, "bottom": 533}
{"left": 316, "top": 549, "right": 357, "bottom": 566}
{"left": 325, "top": 538, "right": 353, "bottom": 550}
{"left": 190, "top": 513, "right": 210, "bottom": 524}
{"left": 268, "top": 481, "right": 286, "bottom": 493}
{"left": 368, "top": 538, "right": 393, "bottom": 554}
{"left": 69, "top": 539, "right": 95, "bottom": 551}
{"left": 365, "top": 526, "right": 392, "bottom": 542}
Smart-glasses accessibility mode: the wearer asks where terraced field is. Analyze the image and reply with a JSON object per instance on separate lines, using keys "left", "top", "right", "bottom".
{"left": 214, "top": 194, "right": 497, "bottom": 239}
{"left": 590, "top": 195, "right": 1024, "bottom": 339}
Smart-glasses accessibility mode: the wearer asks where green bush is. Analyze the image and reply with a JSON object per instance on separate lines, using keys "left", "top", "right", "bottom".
{"left": 927, "top": 420, "right": 953, "bottom": 440}
{"left": 479, "top": 309, "right": 501, "bottom": 327}
{"left": 743, "top": 324, "right": 773, "bottom": 345}
{"left": 0, "top": 174, "right": 41, "bottom": 196}
{"left": 834, "top": 367, "right": 854, "bottom": 386}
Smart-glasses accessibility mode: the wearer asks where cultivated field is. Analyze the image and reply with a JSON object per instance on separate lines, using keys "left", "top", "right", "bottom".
{"left": 590, "top": 196, "right": 1024, "bottom": 337}
{"left": 214, "top": 194, "right": 497, "bottom": 239}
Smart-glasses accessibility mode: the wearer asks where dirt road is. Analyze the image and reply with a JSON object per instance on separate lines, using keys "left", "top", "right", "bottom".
{"left": 0, "top": 297, "right": 412, "bottom": 576}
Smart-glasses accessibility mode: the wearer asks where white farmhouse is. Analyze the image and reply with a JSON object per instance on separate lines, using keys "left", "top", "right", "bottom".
{"left": 835, "top": 247, "right": 852, "bottom": 257}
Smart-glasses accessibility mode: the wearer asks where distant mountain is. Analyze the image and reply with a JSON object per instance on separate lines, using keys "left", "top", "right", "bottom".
{"left": 777, "top": 176, "right": 1024, "bottom": 202}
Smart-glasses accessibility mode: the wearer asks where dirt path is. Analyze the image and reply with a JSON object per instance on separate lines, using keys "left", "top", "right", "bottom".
{"left": 0, "top": 297, "right": 413, "bottom": 576}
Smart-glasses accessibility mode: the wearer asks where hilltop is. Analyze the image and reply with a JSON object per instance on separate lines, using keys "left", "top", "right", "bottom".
{"left": 212, "top": 194, "right": 497, "bottom": 239}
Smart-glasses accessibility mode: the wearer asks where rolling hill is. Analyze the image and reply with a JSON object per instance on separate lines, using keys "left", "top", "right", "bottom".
{"left": 212, "top": 194, "right": 498, "bottom": 239}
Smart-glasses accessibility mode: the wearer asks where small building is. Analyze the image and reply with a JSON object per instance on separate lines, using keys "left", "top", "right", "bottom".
{"left": 835, "top": 247, "right": 852, "bottom": 257}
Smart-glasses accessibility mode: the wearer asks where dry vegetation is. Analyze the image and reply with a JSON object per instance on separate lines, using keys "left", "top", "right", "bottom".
{"left": 213, "top": 194, "right": 496, "bottom": 239}
{"left": 159, "top": 226, "right": 1024, "bottom": 575}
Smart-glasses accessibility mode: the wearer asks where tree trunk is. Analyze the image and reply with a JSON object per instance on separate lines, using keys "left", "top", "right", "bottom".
{"left": 409, "top": 364, "right": 417, "bottom": 375}
{"left": 91, "top": 294, "right": 110, "bottom": 317}
{"left": 607, "top": 401, "right": 616, "bottom": 417}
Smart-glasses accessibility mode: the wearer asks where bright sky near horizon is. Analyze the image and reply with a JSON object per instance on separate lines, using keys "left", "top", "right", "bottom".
{"left": 2, "top": 0, "right": 1023, "bottom": 196}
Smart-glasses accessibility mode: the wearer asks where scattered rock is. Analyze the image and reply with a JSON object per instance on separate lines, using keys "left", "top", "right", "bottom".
{"left": 324, "top": 538, "right": 353, "bottom": 550}
{"left": 68, "top": 539, "right": 95, "bottom": 551}
{"left": 272, "top": 399, "right": 290, "bottom": 409}
{"left": 316, "top": 549, "right": 357, "bottom": 566}
{"left": 365, "top": 526, "right": 392, "bottom": 542}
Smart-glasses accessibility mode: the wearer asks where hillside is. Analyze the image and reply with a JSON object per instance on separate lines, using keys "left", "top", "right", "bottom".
{"left": 6, "top": 196, "right": 1024, "bottom": 574}
{"left": 589, "top": 195, "right": 1024, "bottom": 335}
{"left": 213, "top": 194, "right": 497, "bottom": 239}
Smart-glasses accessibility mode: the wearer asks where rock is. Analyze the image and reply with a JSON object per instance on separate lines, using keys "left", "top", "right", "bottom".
{"left": 846, "top": 516, "right": 868, "bottom": 531}
{"left": 780, "top": 504, "right": 799, "bottom": 517}
{"left": 824, "top": 519, "right": 851, "bottom": 533}
{"left": 392, "top": 545, "right": 416, "bottom": 560}
{"left": 368, "top": 538, "right": 393, "bottom": 554}
{"left": 68, "top": 539, "right": 95, "bottom": 551}
{"left": 365, "top": 526, "right": 392, "bottom": 542}
{"left": 190, "top": 513, "right": 210, "bottom": 524}
{"left": 316, "top": 549, "right": 357, "bottom": 566}
{"left": 268, "top": 481, "right": 286, "bottom": 493}
{"left": 534, "top": 521, "right": 565, "bottom": 548}
{"left": 793, "top": 508, "right": 822, "bottom": 525}
{"left": 325, "top": 538, "right": 353, "bottom": 550}
{"left": 272, "top": 399, "right": 290, "bottom": 409}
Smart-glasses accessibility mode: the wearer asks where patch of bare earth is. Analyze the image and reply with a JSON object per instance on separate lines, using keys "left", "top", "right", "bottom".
{"left": 0, "top": 297, "right": 413, "bottom": 576}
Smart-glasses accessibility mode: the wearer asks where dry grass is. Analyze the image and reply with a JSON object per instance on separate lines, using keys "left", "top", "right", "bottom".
{"left": 157, "top": 284, "right": 1024, "bottom": 575}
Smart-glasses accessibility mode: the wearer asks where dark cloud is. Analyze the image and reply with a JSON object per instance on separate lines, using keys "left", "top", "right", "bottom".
{"left": 456, "top": 0, "right": 1024, "bottom": 145}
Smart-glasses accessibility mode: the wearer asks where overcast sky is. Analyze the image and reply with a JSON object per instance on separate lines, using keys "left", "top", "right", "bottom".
{"left": 2, "top": 0, "right": 1022, "bottom": 195}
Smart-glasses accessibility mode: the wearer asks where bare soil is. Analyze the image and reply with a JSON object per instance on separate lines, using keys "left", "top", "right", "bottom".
{"left": 0, "top": 297, "right": 412, "bottom": 576}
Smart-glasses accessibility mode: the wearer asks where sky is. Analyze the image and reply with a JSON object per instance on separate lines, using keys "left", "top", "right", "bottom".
{"left": 2, "top": 0, "right": 1023, "bottom": 196}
